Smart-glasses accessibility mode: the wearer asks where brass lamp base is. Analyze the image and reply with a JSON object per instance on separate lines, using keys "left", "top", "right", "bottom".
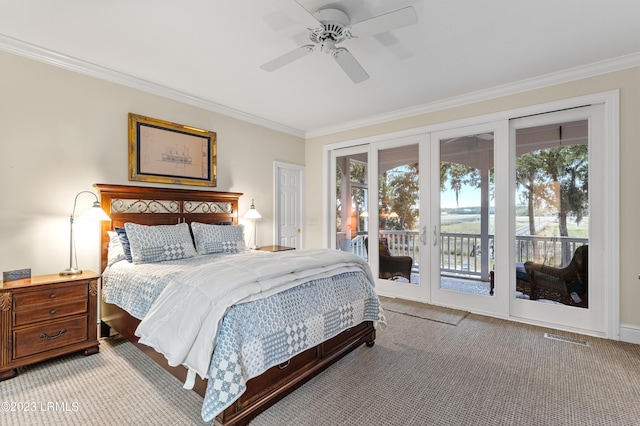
{"left": 60, "top": 268, "right": 83, "bottom": 276}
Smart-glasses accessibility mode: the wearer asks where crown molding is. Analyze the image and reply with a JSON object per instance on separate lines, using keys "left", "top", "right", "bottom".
{"left": 306, "top": 52, "right": 640, "bottom": 139}
{"left": 0, "top": 34, "right": 305, "bottom": 138}
{"left": 1, "top": 33, "right": 637, "bottom": 141}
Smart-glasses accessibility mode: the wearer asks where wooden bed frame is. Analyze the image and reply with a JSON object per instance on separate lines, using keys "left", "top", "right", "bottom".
{"left": 95, "top": 184, "right": 376, "bottom": 426}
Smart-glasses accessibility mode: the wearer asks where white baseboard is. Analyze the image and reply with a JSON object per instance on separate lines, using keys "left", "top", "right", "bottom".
{"left": 619, "top": 324, "right": 640, "bottom": 345}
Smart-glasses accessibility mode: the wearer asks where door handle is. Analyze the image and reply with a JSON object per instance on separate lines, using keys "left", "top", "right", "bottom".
{"left": 433, "top": 226, "right": 438, "bottom": 246}
{"left": 419, "top": 226, "right": 427, "bottom": 245}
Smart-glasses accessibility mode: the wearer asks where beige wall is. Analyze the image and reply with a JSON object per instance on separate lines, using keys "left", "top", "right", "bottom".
{"left": 0, "top": 51, "right": 304, "bottom": 277}
{"left": 305, "top": 66, "right": 640, "bottom": 331}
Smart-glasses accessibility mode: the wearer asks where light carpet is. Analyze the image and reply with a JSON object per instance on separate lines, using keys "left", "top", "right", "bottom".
{"left": 3, "top": 301, "right": 640, "bottom": 425}
{"left": 379, "top": 296, "right": 469, "bottom": 326}
{"left": 1, "top": 336, "right": 204, "bottom": 425}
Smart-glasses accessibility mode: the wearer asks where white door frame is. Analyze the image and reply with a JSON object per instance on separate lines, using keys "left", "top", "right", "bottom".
{"left": 274, "top": 161, "right": 305, "bottom": 248}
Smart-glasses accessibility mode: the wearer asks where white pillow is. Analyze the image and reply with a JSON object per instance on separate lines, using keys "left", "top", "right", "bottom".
{"left": 124, "top": 222, "right": 197, "bottom": 264}
{"left": 190, "top": 222, "right": 246, "bottom": 255}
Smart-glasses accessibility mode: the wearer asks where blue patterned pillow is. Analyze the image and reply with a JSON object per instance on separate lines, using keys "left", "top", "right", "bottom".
{"left": 124, "top": 222, "right": 197, "bottom": 264}
{"left": 190, "top": 222, "right": 246, "bottom": 254}
{"left": 114, "top": 226, "right": 133, "bottom": 263}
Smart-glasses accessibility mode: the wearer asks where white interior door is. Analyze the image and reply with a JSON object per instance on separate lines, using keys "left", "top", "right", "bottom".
{"left": 274, "top": 162, "right": 304, "bottom": 248}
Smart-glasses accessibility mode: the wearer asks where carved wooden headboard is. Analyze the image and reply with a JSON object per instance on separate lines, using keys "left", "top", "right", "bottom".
{"left": 95, "top": 184, "right": 243, "bottom": 273}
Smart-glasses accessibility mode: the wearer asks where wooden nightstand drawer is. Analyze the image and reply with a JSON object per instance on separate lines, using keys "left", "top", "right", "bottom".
{"left": 1, "top": 272, "right": 99, "bottom": 381}
{"left": 13, "top": 284, "right": 87, "bottom": 309}
{"left": 13, "top": 316, "right": 88, "bottom": 359}
{"left": 14, "top": 299, "right": 88, "bottom": 326}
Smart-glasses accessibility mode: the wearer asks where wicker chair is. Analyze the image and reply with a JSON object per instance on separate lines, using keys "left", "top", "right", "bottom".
{"left": 365, "top": 237, "right": 413, "bottom": 281}
{"left": 524, "top": 245, "right": 588, "bottom": 306}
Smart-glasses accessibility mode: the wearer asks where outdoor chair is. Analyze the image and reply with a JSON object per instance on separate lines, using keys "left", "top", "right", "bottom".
{"left": 524, "top": 245, "right": 588, "bottom": 306}
{"left": 365, "top": 237, "right": 413, "bottom": 281}
{"left": 489, "top": 262, "right": 530, "bottom": 296}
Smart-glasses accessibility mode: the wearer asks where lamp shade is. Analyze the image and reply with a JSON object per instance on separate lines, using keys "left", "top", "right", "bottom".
{"left": 243, "top": 199, "right": 262, "bottom": 219}
{"left": 78, "top": 201, "right": 111, "bottom": 221}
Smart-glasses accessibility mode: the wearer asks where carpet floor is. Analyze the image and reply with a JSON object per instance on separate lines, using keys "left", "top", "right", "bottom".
{"left": 3, "top": 301, "right": 640, "bottom": 425}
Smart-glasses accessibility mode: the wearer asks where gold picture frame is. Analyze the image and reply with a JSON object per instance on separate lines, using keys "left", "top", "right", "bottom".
{"left": 128, "top": 113, "right": 217, "bottom": 187}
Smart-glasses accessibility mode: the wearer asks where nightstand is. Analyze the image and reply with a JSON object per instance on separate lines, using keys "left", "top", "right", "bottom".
{"left": 256, "top": 245, "right": 295, "bottom": 252}
{"left": 0, "top": 271, "right": 100, "bottom": 381}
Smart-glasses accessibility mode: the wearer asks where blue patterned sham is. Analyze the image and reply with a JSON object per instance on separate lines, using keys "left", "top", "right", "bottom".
{"left": 191, "top": 222, "right": 246, "bottom": 254}
{"left": 124, "top": 222, "right": 197, "bottom": 264}
{"left": 114, "top": 226, "right": 133, "bottom": 262}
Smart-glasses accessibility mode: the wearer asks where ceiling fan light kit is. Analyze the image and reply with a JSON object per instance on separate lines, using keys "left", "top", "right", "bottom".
{"left": 262, "top": 1, "right": 418, "bottom": 84}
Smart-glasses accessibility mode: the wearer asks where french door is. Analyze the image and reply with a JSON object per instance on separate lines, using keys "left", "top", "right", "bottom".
{"left": 371, "top": 136, "right": 429, "bottom": 301}
{"left": 429, "top": 121, "right": 508, "bottom": 316}
{"left": 507, "top": 105, "right": 605, "bottom": 333}
{"left": 329, "top": 99, "right": 613, "bottom": 337}
{"left": 330, "top": 137, "right": 431, "bottom": 302}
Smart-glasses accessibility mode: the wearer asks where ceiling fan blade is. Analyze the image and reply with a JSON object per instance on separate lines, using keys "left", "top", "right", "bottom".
{"left": 276, "top": 0, "right": 322, "bottom": 29}
{"left": 260, "top": 45, "right": 314, "bottom": 72}
{"left": 333, "top": 48, "right": 369, "bottom": 84}
{"left": 349, "top": 6, "right": 418, "bottom": 37}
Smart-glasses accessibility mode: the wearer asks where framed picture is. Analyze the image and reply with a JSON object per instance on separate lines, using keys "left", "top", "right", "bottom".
{"left": 128, "top": 113, "right": 217, "bottom": 187}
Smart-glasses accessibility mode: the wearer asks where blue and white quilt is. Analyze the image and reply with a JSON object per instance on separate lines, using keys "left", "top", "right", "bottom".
{"left": 102, "top": 252, "right": 229, "bottom": 320}
{"left": 202, "top": 269, "right": 381, "bottom": 421}
{"left": 102, "top": 249, "right": 384, "bottom": 422}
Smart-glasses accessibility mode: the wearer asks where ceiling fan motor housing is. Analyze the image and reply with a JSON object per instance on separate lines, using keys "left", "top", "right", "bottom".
{"left": 310, "top": 8, "right": 351, "bottom": 52}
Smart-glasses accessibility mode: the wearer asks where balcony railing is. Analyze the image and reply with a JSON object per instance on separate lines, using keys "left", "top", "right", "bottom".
{"left": 337, "top": 230, "right": 587, "bottom": 279}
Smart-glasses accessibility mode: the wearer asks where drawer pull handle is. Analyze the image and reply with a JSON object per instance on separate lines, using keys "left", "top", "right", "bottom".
{"left": 50, "top": 294, "right": 56, "bottom": 299}
{"left": 40, "top": 328, "right": 66, "bottom": 340}
{"left": 278, "top": 360, "right": 290, "bottom": 369}
{"left": 50, "top": 309, "right": 57, "bottom": 315}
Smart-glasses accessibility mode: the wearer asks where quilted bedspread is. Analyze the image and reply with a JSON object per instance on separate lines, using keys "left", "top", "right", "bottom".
{"left": 126, "top": 249, "right": 384, "bottom": 421}
{"left": 201, "top": 269, "right": 382, "bottom": 421}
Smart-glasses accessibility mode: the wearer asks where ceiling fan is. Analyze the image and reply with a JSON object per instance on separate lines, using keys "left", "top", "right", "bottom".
{"left": 261, "top": 1, "right": 418, "bottom": 84}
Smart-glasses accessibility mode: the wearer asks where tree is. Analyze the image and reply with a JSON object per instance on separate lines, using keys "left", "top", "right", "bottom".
{"left": 440, "top": 162, "right": 480, "bottom": 206}
{"left": 516, "top": 145, "right": 588, "bottom": 264}
{"left": 379, "top": 163, "right": 419, "bottom": 230}
{"left": 335, "top": 159, "right": 367, "bottom": 232}
{"left": 516, "top": 153, "right": 547, "bottom": 235}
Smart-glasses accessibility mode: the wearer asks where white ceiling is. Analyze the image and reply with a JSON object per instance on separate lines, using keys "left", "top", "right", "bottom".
{"left": 0, "top": 0, "right": 639, "bottom": 137}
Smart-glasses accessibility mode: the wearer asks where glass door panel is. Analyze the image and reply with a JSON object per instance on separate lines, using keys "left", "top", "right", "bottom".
{"left": 514, "top": 120, "right": 589, "bottom": 307}
{"left": 334, "top": 151, "right": 368, "bottom": 260}
{"left": 377, "top": 144, "right": 420, "bottom": 285}
{"left": 439, "top": 133, "right": 494, "bottom": 296}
